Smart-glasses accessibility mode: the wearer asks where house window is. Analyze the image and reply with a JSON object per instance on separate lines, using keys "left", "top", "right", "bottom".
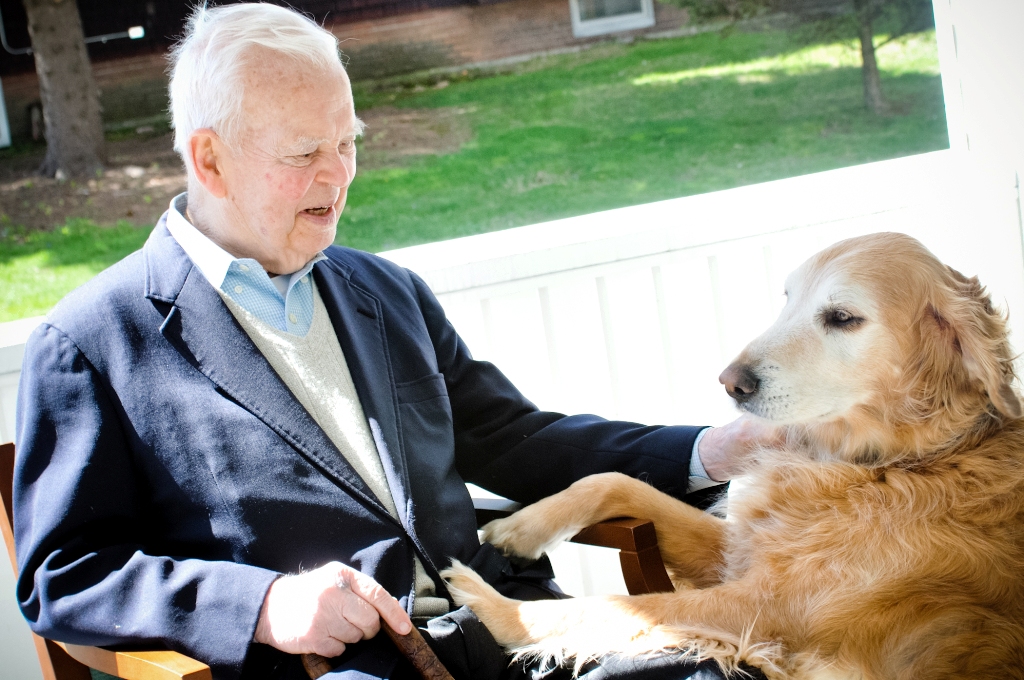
{"left": 569, "top": 0, "right": 655, "bottom": 38}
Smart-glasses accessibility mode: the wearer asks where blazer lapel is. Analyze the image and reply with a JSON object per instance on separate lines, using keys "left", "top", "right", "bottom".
{"left": 143, "top": 220, "right": 397, "bottom": 523}
{"left": 312, "top": 259, "right": 414, "bottom": 533}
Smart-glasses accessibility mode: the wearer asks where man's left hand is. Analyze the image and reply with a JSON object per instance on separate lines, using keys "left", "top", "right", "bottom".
{"left": 697, "top": 415, "right": 783, "bottom": 481}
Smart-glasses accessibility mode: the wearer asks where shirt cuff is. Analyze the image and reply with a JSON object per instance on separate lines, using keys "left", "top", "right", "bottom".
{"left": 688, "top": 427, "right": 726, "bottom": 492}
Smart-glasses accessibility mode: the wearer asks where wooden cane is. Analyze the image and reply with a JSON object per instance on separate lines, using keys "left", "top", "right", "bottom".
{"left": 301, "top": 620, "right": 454, "bottom": 680}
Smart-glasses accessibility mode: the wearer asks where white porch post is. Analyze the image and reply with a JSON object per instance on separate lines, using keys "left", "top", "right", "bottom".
{"left": 931, "top": 0, "right": 1024, "bottom": 350}
{"left": 933, "top": 0, "right": 1024, "bottom": 171}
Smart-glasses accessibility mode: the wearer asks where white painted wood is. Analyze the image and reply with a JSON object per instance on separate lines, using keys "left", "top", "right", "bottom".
{"left": 0, "top": 316, "right": 42, "bottom": 446}
{"left": 0, "top": 550, "right": 41, "bottom": 680}
{"left": 0, "top": 317, "right": 41, "bottom": 680}
{"left": 0, "top": 318, "right": 43, "bottom": 680}
{"left": 0, "top": 371, "right": 20, "bottom": 450}
{"left": 934, "top": 0, "right": 1024, "bottom": 173}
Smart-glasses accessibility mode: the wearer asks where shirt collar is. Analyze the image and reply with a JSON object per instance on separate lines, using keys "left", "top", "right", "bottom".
{"left": 165, "top": 193, "right": 236, "bottom": 289}
{"left": 164, "top": 192, "right": 326, "bottom": 289}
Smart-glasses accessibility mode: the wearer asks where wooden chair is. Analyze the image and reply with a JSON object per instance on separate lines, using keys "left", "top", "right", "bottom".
{"left": 0, "top": 443, "right": 212, "bottom": 680}
{"left": 1, "top": 442, "right": 673, "bottom": 680}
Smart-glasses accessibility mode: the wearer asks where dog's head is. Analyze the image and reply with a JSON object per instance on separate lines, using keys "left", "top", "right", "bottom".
{"left": 720, "top": 232, "right": 1020, "bottom": 464}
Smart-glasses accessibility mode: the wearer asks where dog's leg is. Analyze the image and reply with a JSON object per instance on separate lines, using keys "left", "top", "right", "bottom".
{"left": 481, "top": 472, "right": 728, "bottom": 587}
{"left": 442, "top": 562, "right": 777, "bottom": 673}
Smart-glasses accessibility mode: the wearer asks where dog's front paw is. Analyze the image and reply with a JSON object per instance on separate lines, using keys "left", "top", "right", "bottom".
{"left": 440, "top": 561, "right": 501, "bottom": 610}
{"left": 442, "top": 561, "right": 526, "bottom": 646}
{"left": 480, "top": 510, "right": 568, "bottom": 560}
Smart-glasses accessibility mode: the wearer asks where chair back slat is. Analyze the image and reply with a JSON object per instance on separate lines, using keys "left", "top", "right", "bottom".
{"left": 1, "top": 442, "right": 18, "bottom": 573}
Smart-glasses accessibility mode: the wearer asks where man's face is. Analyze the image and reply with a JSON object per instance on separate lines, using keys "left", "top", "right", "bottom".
{"left": 214, "top": 53, "right": 359, "bottom": 274}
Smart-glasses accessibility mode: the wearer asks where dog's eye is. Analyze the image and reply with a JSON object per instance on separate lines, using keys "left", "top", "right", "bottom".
{"left": 823, "top": 308, "right": 863, "bottom": 330}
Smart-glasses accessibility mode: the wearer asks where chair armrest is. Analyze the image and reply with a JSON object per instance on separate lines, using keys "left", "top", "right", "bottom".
{"left": 571, "top": 517, "right": 659, "bottom": 551}
{"left": 57, "top": 643, "right": 212, "bottom": 680}
{"left": 470, "top": 491, "right": 674, "bottom": 596}
{"left": 571, "top": 518, "right": 674, "bottom": 595}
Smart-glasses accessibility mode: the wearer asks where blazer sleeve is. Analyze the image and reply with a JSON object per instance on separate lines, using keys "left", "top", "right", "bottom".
{"left": 14, "top": 323, "right": 279, "bottom": 679}
{"left": 407, "top": 272, "right": 706, "bottom": 505}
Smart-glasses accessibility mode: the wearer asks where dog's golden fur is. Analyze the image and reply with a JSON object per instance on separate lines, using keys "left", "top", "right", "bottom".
{"left": 442, "top": 233, "right": 1024, "bottom": 679}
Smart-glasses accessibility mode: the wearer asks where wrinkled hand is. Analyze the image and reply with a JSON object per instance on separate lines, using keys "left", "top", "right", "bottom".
{"left": 697, "top": 415, "right": 784, "bottom": 482}
{"left": 253, "top": 561, "right": 412, "bottom": 657}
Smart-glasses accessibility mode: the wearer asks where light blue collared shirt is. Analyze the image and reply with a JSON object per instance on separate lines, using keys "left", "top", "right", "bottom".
{"left": 165, "top": 194, "right": 324, "bottom": 336}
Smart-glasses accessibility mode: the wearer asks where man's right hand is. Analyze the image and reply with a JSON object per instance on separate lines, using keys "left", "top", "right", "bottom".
{"left": 253, "top": 561, "right": 413, "bottom": 656}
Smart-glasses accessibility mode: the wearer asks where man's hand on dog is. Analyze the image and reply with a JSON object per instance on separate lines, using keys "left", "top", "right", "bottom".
{"left": 698, "top": 415, "right": 782, "bottom": 481}
{"left": 253, "top": 560, "right": 413, "bottom": 656}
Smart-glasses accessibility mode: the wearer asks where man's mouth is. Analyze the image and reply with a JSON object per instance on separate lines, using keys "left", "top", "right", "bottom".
{"left": 304, "top": 206, "right": 332, "bottom": 216}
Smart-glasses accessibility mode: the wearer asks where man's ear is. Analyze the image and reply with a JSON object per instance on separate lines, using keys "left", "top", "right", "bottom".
{"left": 188, "top": 129, "right": 228, "bottom": 199}
{"left": 932, "top": 267, "right": 1022, "bottom": 419}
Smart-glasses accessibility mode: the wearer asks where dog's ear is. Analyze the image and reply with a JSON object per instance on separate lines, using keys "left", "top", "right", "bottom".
{"left": 932, "top": 267, "right": 1021, "bottom": 419}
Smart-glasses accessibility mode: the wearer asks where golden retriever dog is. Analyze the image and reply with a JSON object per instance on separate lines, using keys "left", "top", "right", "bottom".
{"left": 442, "top": 232, "right": 1024, "bottom": 679}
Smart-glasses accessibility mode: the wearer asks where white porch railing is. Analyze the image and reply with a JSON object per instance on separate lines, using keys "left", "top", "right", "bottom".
{"left": 0, "top": 316, "right": 43, "bottom": 447}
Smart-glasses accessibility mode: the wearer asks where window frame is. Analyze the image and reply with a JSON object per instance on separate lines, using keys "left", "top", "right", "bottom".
{"left": 568, "top": 0, "right": 655, "bottom": 38}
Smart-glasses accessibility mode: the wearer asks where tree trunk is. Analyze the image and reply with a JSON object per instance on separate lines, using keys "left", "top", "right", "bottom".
{"left": 22, "top": 0, "right": 105, "bottom": 178}
{"left": 852, "top": 0, "right": 888, "bottom": 115}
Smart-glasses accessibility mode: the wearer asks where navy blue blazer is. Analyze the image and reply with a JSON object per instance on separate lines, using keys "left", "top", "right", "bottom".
{"left": 14, "top": 215, "right": 704, "bottom": 679}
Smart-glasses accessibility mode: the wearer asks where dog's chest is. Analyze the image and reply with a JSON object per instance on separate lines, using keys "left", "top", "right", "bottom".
{"left": 721, "top": 457, "right": 1024, "bottom": 606}
{"left": 720, "top": 468, "right": 904, "bottom": 587}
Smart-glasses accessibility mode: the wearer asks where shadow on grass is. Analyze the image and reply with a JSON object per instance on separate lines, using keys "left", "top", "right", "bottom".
{"left": 0, "top": 219, "right": 154, "bottom": 321}
{"left": 0, "top": 219, "right": 153, "bottom": 268}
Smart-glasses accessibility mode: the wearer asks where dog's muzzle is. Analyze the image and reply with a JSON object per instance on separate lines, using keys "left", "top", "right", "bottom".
{"left": 720, "top": 363, "right": 760, "bottom": 403}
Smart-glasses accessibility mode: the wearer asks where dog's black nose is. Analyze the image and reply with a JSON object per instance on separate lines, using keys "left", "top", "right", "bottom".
{"left": 719, "top": 363, "right": 760, "bottom": 403}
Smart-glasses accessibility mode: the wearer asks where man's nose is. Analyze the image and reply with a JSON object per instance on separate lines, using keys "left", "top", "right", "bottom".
{"left": 719, "top": 363, "right": 760, "bottom": 403}
{"left": 319, "top": 150, "right": 355, "bottom": 188}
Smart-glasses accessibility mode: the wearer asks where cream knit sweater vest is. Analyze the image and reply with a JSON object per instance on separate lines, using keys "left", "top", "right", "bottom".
{"left": 220, "top": 285, "right": 448, "bottom": 617}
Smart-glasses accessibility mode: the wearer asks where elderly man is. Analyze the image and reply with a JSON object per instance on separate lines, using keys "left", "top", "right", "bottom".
{"left": 14, "top": 4, "right": 766, "bottom": 680}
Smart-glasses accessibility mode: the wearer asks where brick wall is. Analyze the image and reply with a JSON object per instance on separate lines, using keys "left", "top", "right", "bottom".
{"left": 1, "top": 53, "right": 169, "bottom": 145}
{"left": 1, "top": 0, "right": 690, "bottom": 142}
{"left": 337, "top": 0, "right": 691, "bottom": 78}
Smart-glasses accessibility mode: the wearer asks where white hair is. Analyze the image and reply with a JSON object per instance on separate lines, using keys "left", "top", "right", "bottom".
{"left": 168, "top": 3, "right": 344, "bottom": 171}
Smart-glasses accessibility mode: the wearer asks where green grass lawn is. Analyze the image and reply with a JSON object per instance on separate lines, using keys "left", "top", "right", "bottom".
{"left": 0, "top": 220, "right": 152, "bottom": 321}
{"left": 341, "top": 28, "right": 945, "bottom": 251}
{"left": 0, "top": 27, "right": 948, "bottom": 322}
